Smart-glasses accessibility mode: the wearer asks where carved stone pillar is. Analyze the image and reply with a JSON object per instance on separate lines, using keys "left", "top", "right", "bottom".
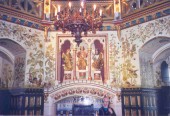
{"left": 88, "top": 47, "right": 92, "bottom": 80}
{"left": 73, "top": 48, "right": 77, "bottom": 80}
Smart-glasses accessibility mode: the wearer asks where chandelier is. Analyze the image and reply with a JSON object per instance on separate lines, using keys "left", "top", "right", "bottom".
{"left": 42, "top": 0, "right": 103, "bottom": 45}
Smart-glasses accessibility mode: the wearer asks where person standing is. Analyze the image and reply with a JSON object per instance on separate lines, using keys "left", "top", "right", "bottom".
{"left": 99, "top": 96, "right": 116, "bottom": 116}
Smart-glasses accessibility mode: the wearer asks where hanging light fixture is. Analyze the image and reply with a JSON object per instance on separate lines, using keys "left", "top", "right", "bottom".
{"left": 42, "top": 0, "right": 103, "bottom": 45}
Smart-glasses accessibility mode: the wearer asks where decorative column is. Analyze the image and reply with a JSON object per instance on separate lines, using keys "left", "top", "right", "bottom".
{"left": 88, "top": 47, "right": 92, "bottom": 80}
{"left": 73, "top": 48, "right": 77, "bottom": 80}
{"left": 57, "top": 49, "right": 61, "bottom": 83}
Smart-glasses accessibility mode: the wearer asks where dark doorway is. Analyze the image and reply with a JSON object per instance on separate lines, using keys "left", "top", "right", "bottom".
{"left": 72, "top": 104, "right": 94, "bottom": 116}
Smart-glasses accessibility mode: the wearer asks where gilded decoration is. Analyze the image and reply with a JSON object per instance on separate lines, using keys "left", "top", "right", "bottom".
{"left": 56, "top": 35, "right": 108, "bottom": 83}
{"left": 45, "top": 44, "right": 55, "bottom": 85}
{"left": 121, "top": 37, "right": 137, "bottom": 86}
{"left": 51, "top": 86, "right": 117, "bottom": 102}
{"left": 0, "top": 21, "right": 44, "bottom": 87}
{"left": 109, "top": 35, "right": 122, "bottom": 87}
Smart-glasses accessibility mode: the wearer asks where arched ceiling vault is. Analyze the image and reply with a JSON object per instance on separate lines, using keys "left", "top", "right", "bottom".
{"left": 139, "top": 37, "right": 170, "bottom": 63}
{"left": 0, "top": 39, "right": 26, "bottom": 56}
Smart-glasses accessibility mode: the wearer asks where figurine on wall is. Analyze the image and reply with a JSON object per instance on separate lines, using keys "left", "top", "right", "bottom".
{"left": 62, "top": 49, "right": 73, "bottom": 71}
{"left": 92, "top": 48, "right": 104, "bottom": 80}
{"left": 77, "top": 46, "right": 88, "bottom": 78}
{"left": 92, "top": 48, "right": 104, "bottom": 70}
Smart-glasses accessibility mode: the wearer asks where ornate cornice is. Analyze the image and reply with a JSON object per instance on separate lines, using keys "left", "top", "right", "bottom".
{"left": 0, "top": 0, "right": 169, "bottom": 31}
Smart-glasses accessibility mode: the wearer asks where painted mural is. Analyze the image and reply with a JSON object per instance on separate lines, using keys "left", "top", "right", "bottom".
{"left": 40, "top": 16, "right": 170, "bottom": 88}
{"left": 1, "top": 62, "right": 13, "bottom": 88}
{"left": 13, "top": 56, "right": 26, "bottom": 87}
{"left": 0, "top": 15, "right": 169, "bottom": 88}
{"left": 44, "top": 44, "right": 55, "bottom": 86}
{"left": 119, "top": 16, "right": 170, "bottom": 87}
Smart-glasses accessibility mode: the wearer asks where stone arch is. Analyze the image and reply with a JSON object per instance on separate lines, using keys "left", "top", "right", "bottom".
{"left": 0, "top": 38, "right": 27, "bottom": 53}
{"left": 50, "top": 83, "right": 119, "bottom": 102}
{"left": 0, "top": 46, "right": 15, "bottom": 64}
{"left": 44, "top": 82, "right": 121, "bottom": 116}
{"left": 139, "top": 36, "right": 170, "bottom": 87}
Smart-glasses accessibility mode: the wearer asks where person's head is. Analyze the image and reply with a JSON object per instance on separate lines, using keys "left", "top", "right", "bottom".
{"left": 102, "top": 96, "right": 110, "bottom": 108}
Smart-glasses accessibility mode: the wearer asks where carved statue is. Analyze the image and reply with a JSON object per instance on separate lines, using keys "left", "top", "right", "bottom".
{"left": 92, "top": 49, "right": 104, "bottom": 70}
{"left": 77, "top": 46, "right": 88, "bottom": 70}
{"left": 62, "top": 49, "right": 73, "bottom": 71}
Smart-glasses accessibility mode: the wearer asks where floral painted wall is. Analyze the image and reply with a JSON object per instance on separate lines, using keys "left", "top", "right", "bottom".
{"left": 0, "top": 15, "right": 169, "bottom": 88}
{"left": 0, "top": 58, "right": 14, "bottom": 88}
{"left": 44, "top": 16, "right": 170, "bottom": 88}
{"left": 13, "top": 54, "right": 26, "bottom": 87}
{"left": 116, "top": 16, "right": 170, "bottom": 87}
{"left": 0, "top": 20, "right": 45, "bottom": 87}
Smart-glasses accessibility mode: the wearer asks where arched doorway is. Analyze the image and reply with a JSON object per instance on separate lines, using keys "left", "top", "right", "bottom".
{"left": 139, "top": 36, "right": 170, "bottom": 87}
{"left": 0, "top": 39, "right": 26, "bottom": 88}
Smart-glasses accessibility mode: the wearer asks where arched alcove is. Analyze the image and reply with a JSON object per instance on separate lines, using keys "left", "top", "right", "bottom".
{"left": 154, "top": 48, "right": 170, "bottom": 86}
{"left": 0, "top": 39, "right": 26, "bottom": 88}
{"left": 139, "top": 36, "right": 170, "bottom": 87}
{"left": 161, "top": 61, "right": 169, "bottom": 83}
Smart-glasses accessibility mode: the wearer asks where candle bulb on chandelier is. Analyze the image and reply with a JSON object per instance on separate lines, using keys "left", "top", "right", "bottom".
{"left": 100, "top": 9, "right": 102, "bottom": 16}
{"left": 93, "top": 4, "right": 96, "bottom": 11}
{"left": 58, "top": 5, "right": 60, "bottom": 12}
{"left": 69, "top": 2, "right": 72, "bottom": 9}
{"left": 81, "top": 1, "right": 84, "bottom": 8}
{"left": 55, "top": 8, "right": 57, "bottom": 16}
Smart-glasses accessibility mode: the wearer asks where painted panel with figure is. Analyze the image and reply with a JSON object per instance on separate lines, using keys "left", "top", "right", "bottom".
{"left": 56, "top": 34, "right": 108, "bottom": 83}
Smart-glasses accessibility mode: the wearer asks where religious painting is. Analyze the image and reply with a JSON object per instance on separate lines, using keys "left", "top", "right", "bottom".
{"left": 56, "top": 34, "right": 108, "bottom": 83}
